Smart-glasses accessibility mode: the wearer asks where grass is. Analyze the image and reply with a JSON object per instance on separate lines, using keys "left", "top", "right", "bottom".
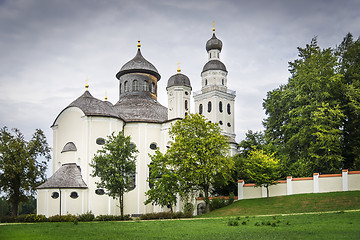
{"left": 1, "top": 191, "right": 360, "bottom": 239}
{"left": 1, "top": 211, "right": 360, "bottom": 239}
{"left": 201, "top": 191, "right": 360, "bottom": 217}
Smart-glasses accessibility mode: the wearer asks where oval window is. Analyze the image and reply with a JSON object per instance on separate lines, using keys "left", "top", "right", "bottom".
{"left": 227, "top": 103, "right": 231, "bottom": 115}
{"left": 208, "top": 101, "right": 212, "bottom": 113}
{"left": 227, "top": 122, "right": 231, "bottom": 127}
{"left": 199, "top": 104, "right": 203, "bottom": 114}
{"left": 70, "top": 192, "right": 79, "bottom": 199}
{"left": 219, "top": 121, "right": 223, "bottom": 125}
{"left": 95, "top": 189, "right": 105, "bottom": 195}
{"left": 96, "top": 137, "right": 105, "bottom": 145}
{"left": 51, "top": 192, "right": 59, "bottom": 199}
{"left": 219, "top": 101, "right": 223, "bottom": 113}
{"left": 150, "top": 143, "right": 157, "bottom": 150}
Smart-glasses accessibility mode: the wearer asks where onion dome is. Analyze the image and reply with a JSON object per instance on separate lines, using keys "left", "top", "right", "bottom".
{"left": 206, "top": 33, "right": 223, "bottom": 52}
{"left": 202, "top": 59, "right": 227, "bottom": 73}
{"left": 167, "top": 67, "right": 191, "bottom": 89}
{"left": 116, "top": 42, "right": 161, "bottom": 81}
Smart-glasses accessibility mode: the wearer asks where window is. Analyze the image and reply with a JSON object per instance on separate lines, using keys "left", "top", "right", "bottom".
{"left": 142, "top": 80, "right": 148, "bottom": 91}
{"left": 150, "top": 143, "right": 157, "bottom": 150}
{"left": 129, "top": 173, "right": 136, "bottom": 190}
{"left": 70, "top": 192, "right": 79, "bottom": 199}
{"left": 219, "top": 121, "right": 223, "bottom": 125}
{"left": 222, "top": 79, "right": 224, "bottom": 85}
{"left": 96, "top": 137, "right": 105, "bottom": 145}
{"left": 227, "top": 122, "right": 231, "bottom": 127}
{"left": 227, "top": 103, "right": 231, "bottom": 115}
{"left": 132, "top": 80, "right": 139, "bottom": 91}
{"left": 185, "top": 91, "right": 189, "bottom": 95}
{"left": 124, "top": 81, "right": 129, "bottom": 92}
{"left": 219, "top": 101, "right": 223, "bottom": 112}
{"left": 151, "top": 82, "right": 156, "bottom": 93}
{"left": 185, "top": 100, "right": 188, "bottom": 110}
{"left": 120, "top": 83, "right": 122, "bottom": 94}
{"left": 51, "top": 192, "right": 59, "bottom": 199}
{"left": 95, "top": 189, "right": 105, "bottom": 195}
{"left": 199, "top": 104, "right": 203, "bottom": 114}
{"left": 205, "top": 79, "right": 208, "bottom": 86}
{"left": 208, "top": 101, "right": 212, "bottom": 113}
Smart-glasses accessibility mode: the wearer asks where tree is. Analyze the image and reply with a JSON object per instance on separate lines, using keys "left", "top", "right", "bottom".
{"left": 0, "top": 127, "right": 50, "bottom": 216}
{"left": 145, "top": 150, "right": 179, "bottom": 212}
{"left": 245, "top": 149, "right": 281, "bottom": 197}
{"left": 90, "top": 131, "right": 137, "bottom": 217}
{"left": 263, "top": 37, "right": 345, "bottom": 176}
{"left": 167, "top": 113, "right": 234, "bottom": 213}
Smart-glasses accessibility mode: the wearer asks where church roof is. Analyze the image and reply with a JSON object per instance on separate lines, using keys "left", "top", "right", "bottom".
{"left": 114, "top": 93, "right": 168, "bottom": 123}
{"left": 116, "top": 49, "right": 161, "bottom": 81}
{"left": 37, "top": 163, "right": 87, "bottom": 189}
{"left": 167, "top": 73, "right": 192, "bottom": 89}
{"left": 202, "top": 59, "right": 227, "bottom": 73}
{"left": 206, "top": 33, "right": 223, "bottom": 52}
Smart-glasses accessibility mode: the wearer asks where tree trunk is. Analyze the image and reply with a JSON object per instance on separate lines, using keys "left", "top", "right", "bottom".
{"left": 204, "top": 188, "right": 210, "bottom": 213}
{"left": 11, "top": 201, "right": 19, "bottom": 217}
{"left": 266, "top": 186, "right": 269, "bottom": 198}
{"left": 119, "top": 192, "right": 124, "bottom": 217}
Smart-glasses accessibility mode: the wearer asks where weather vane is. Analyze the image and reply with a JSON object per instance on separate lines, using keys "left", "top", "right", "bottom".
{"left": 212, "top": 21, "right": 216, "bottom": 33}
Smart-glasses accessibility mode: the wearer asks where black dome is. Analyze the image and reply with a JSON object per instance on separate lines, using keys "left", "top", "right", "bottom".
{"left": 167, "top": 73, "right": 191, "bottom": 89}
{"left": 116, "top": 49, "right": 161, "bottom": 80}
{"left": 202, "top": 60, "right": 227, "bottom": 73}
{"left": 206, "top": 33, "right": 223, "bottom": 52}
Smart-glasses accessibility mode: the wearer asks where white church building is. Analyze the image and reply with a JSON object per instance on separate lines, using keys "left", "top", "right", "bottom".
{"left": 36, "top": 27, "right": 237, "bottom": 217}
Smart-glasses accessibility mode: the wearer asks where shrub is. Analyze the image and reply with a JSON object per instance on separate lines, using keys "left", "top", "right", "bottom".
{"left": 139, "top": 211, "right": 192, "bottom": 220}
{"left": 78, "top": 211, "right": 95, "bottom": 222}
{"left": 94, "top": 214, "right": 131, "bottom": 221}
{"left": 48, "top": 214, "right": 77, "bottom": 222}
{"left": 227, "top": 192, "right": 235, "bottom": 205}
{"left": 227, "top": 219, "right": 239, "bottom": 226}
{"left": 183, "top": 203, "right": 194, "bottom": 216}
{"left": 210, "top": 197, "right": 227, "bottom": 211}
{"left": 24, "top": 214, "right": 47, "bottom": 222}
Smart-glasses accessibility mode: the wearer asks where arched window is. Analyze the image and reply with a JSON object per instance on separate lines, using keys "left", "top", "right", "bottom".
{"left": 124, "top": 81, "right": 129, "bottom": 92}
{"left": 199, "top": 104, "right": 203, "bottom": 114}
{"left": 219, "top": 101, "right": 223, "bottom": 113}
{"left": 227, "top": 122, "right": 231, "bottom": 127}
{"left": 151, "top": 82, "right": 155, "bottom": 93}
{"left": 120, "top": 83, "right": 122, "bottom": 94}
{"left": 205, "top": 79, "right": 208, "bottom": 86}
{"left": 227, "top": 103, "right": 231, "bottom": 115}
{"left": 222, "top": 79, "right": 224, "bottom": 85}
{"left": 208, "top": 101, "right": 212, "bottom": 113}
{"left": 185, "top": 100, "right": 188, "bottom": 110}
{"left": 132, "top": 80, "right": 139, "bottom": 91}
{"left": 142, "top": 80, "right": 148, "bottom": 91}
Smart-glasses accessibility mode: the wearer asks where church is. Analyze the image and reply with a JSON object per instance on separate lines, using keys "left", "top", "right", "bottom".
{"left": 36, "top": 26, "right": 237, "bottom": 217}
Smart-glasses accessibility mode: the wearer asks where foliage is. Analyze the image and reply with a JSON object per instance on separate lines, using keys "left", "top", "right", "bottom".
{"left": 167, "top": 113, "right": 234, "bottom": 213}
{"left": 237, "top": 130, "right": 266, "bottom": 158}
{"left": 94, "top": 214, "right": 131, "bottom": 221}
{"left": 244, "top": 149, "right": 281, "bottom": 197}
{"left": 209, "top": 193, "right": 235, "bottom": 211}
{"left": 24, "top": 214, "right": 47, "bottom": 222}
{"left": 263, "top": 37, "right": 349, "bottom": 176}
{"left": 48, "top": 214, "right": 77, "bottom": 222}
{"left": 90, "top": 131, "right": 138, "bottom": 217}
{"left": 183, "top": 202, "right": 194, "bottom": 216}
{"left": 77, "top": 211, "right": 95, "bottom": 222}
{"left": 0, "top": 127, "right": 51, "bottom": 216}
{"left": 145, "top": 150, "right": 179, "bottom": 212}
{"left": 139, "top": 211, "right": 192, "bottom": 220}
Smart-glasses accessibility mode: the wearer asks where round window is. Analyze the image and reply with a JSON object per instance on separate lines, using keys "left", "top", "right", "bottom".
{"left": 219, "top": 121, "right": 223, "bottom": 125}
{"left": 95, "top": 189, "right": 105, "bottom": 195}
{"left": 51, "top": 192, "right": 59, "bottom": 199}
{"left": 96, "top": 137, "right": 105, "bottom": 145}
{"left": 227, "top": 122, "right": 231, "bottom": 127}
{"left": 150, "top": 143, "right": 157, "bottom": 150}
{"left": 70, "top": 192, "right": 79, "bottom": 199}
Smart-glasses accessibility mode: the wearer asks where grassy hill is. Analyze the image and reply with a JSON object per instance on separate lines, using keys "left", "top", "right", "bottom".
{"left": 200, "top": 191, "right": 360, "bottom": 218}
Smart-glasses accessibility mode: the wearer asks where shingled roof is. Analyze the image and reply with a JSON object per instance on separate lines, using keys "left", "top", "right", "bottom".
{"left": 37, "top": 163, "right": 87, "bottom": 189}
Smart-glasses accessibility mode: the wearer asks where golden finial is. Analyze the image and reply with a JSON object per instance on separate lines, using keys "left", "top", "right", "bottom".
{"left": 137, "top": 40, "right": 141, "bottom": 49}
{"left": 105, "top": 90, "right": 108, "bottom": 101}
{"left": 177, "top": 62, "right": 181, "bottom": 73}
{"left": 85, "top": 77, "right": 89, "bottom": 91}
{"left": 212, "top": 21, "right": 216, "bottom": 33}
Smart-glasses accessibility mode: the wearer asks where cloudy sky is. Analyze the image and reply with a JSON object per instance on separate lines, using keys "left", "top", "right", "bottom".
{"left": 1, "top": 0, "right": 360, "bottom": 167}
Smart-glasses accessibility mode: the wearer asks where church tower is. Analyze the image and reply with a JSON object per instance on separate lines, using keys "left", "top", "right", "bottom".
{"left": 167, "top": 64, "right": 192, "bottom": 120}
{"left": 193, "top": 24, "right": 237, "bottom": 155}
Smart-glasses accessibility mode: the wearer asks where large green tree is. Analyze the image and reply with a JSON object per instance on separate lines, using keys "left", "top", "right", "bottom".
{"left": 90, "top": 131, "right": 137, "bottom": 217}
{"left": 167, "top": 113, "right": 233, "bottom": 213}
{"left": 263, "top": 38, "right": 345, "bottom": 176}
{"left": 145, "top": 150, "right": 179, "bottom": 212}
{"left": 0, "top": 127, "right": 50, "bottom": 216}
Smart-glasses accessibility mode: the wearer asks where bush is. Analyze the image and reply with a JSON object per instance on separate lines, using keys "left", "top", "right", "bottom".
{"left": 78, "top": 211, "right": 95, "bottom": 222}
{"left": 210, "top": 197, "right": 227, "bottom": 211}
{"left": 183, "top": 203, "right": 194, "bottom": 216}
{"left": 227, "top": 192, "right": 235, "bottom": 205}
{"left": 139, "top": 211, "right": 192, "bottom": 220}
{"left": 24, "top": 214, "right": 47, "bottom": 222}
{"left": 94, "top": 214, "right": 131, "bottom": 221}
{"left": 228, "top": 219, "right": 239, "bottom": 226}
{"left": 48, "top": 214, "right": 77, "bottom": 222}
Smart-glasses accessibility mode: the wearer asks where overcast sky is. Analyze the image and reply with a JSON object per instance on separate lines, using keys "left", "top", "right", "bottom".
{"left": 1, "top": 0, "right": 360, "bottom": 168}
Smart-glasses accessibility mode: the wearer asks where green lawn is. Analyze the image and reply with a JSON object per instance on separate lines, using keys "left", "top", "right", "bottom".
{"left": 1, "top": 211, "right": 360, "bottom": 240}
{"left": 202, "top": 191, "right": 360, "bottom": 217}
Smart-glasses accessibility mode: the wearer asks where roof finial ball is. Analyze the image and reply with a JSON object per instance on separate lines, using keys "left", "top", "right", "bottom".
{"left": 137, "top": 40, "right": 141, "bottom": 49}
{"left": 177, "top": 62, "right": 181, "bottom": 73}
{"left": 85, "top": 77, "right": 89, "bottom": 91}
{"left": 212, "top": 21, "right": 216, "bottom": 34}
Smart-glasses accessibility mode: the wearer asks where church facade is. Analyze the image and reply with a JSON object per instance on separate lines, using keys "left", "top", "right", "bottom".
{"left": 36, "top": 27, "right": 237, "bottom": 217}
